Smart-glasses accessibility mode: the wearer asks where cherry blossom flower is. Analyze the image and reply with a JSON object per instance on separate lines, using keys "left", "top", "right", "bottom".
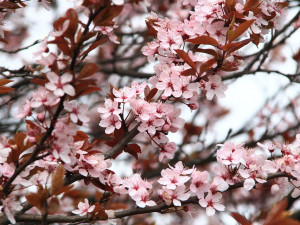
{"left": 45, "top": 72, "right": 75, "bottom": 97}
{"left": 1, "top": 196, "right": 22, "bottom": 224}
{"left": 0, "top": 163, "right": 15, "bottom": 178}
{"left": 291, "top": 179, "right": 300, "bottom": 198}
{"left": 199, "top": 192, "right": 225, "bottom": 216}
{"left": 123, "top": 174, "right": 152, "bottom": 197}
{"left": 159, "top": 185, "right": 190, "bottom": 206}
{"left": 217, "top": 142, "right": 246, "bottom": 165}
{"left": 64, "top": 100, "right": 89, "bottom": 124}
{"left": 131, "top": 81, "right": 147, "bottom": 96}
{"left": 169, "top": 161, "right": 194, "bottom": 175}
{"left": 15, "top": 100, "right": 32, "bottom": 119}
{"left": 72, "top": 199, "right": 95, "bottom": 216}
{"left": 239, "top": 169, "right": 267, "bottom": 191}
{"left": 0, "top": 136, "right": 11, "bottom": 163}
{"left": 159, "top": 142, "right": 177, "bottom": 162}
{"left": 98, "top": 99, "right": 122, "bottom": 119}
{"left": 130, "top": 99, "right": 155, "bottom": 121}
{"left": 113, "top": 87, "right": 134, "bottom": 103}
{"left": 142, "top": 41, "right": 159, "bottom": 62}
{"left": 31, "top": 87, "right": 59, "bottom": 108}
{"left": 158, "top": 167, "right": 190, "bottom": 190}
{"left": 36, "top": 53, "right": 57, "bottom": 66}
{"left": 99, "top": 115, "right": 121, "bottom": 134}
{"left": 190, "top": 170, "right": 210, "bottom": 198}
{"left": 138, "top": 116, "right": 165, "bottom": 135}
{"left": 131, "top": 190, "right": 156, "bottom": 208}
{"left": 204, "top": 75, "right": 227, "bottom": 100}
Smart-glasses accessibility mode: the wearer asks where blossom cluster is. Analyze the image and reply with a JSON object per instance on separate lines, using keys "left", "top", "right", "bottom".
{"left": 0, "top": 0, "right": 294, "bottom": 224}
{"left": 98, "top": 81, "right": 184, "bottom": 161}
{"left": 142, "top": 0, "right": 285, "bottom": 102}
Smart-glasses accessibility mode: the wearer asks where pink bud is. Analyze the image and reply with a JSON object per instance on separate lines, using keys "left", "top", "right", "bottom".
{"left": 188, "top": 103, "right": 199, "bottom": 110}
{"left": 37, "top": 113, "right": 45, "bottom": 122}
{"left": 29, "top": 136, "right": 36, "bottom": 143}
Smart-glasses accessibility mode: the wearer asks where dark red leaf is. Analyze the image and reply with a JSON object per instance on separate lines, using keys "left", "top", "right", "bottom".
{"left": 199, "top": 58, "right": 217, "bottom": 75}
{"left": 0, "top": 86, "right": 14, "bottom": 94}
{"left": 231, "top": 212, "right": 252, "bottom": 225}
{"left": 145, "top": 88, "right": 158, "bottom": 102}
{"left": 0, "top": 79, "right": 13, "bottom": 86}
{"left": 78, "top": 63, "right": 99, "bottom": 79}
{"left": 81, "top": 38, "right": 108, "bottom": 57}
{"left": 228, "top": 19, "right": 255, "bottom": 42}
{"left": 187, "top": 35, "right": 220, "bottom": 47}
{"left": 174, "top": 49, "right": 197, "bottom": 71}
{"left": 264, "top": 199, "right": 288, "bottom": 225}
{"left": 0, "top": 2, "right": 21, "bottom": 9}
{"left": 194, "top": 48, "right": 219, "bottom": 59}
{"left": 181, "top": 68, "right": 196, "bottom": 76}
{"left": 124, "top": 144, "right": 141, "bottom": 159}
{"left": 223, "top": 38, "right": 252, "bottom": 55}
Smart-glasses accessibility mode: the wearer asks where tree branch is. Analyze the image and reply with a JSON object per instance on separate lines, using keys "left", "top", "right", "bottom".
{"left": 4, "top": 172, "right": 289, "bottom": 224}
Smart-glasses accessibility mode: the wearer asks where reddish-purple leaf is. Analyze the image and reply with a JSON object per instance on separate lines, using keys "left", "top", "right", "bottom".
{"left": 0, "top": 86, "right": 14, "bottom": 94}
{"left": 187, "top": 35, "right": 220, "bottom": 47}
{"left": 81, "top": 38, "right": 108, "bottom": 57}
{"left": 78, "top": 63, "right": 99, "bottom": 79}
{"left": 194, "top": 48, "right": 219, "bottom": 59}
{"left": 50, "top": 164, "right": 65, "bottom": 196}
{"left": 199, "top": 58, "right": 217, "bottom": 75}
{"left": 223, "top": 38, "right": 252, "bottom": 55}
{"left": 174, "top": 49, "right": 197, "bottom": 71}
{"left": 181, "top": 68, "right": 196, "bottom": 76}
{"left": 228, "top": 19, "right": 255, "bottom": 42}
{"left": 231, "top": 212, "right": 252, "bottom": 225}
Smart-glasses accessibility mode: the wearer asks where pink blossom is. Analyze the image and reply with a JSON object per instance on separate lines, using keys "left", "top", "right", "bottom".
{"left": 98, "top": 99, "right": 122, "bottom": 119}
{"left": 239, "top": 169, "right": 267, "bottom": 191}
{"left": 72, "top": 198, "right": 95, "bottom": 216}
{"left": 130, "top": 99, "right": 155, "bottom": 121}
{"left": 159, "top": 142, "right": 177, "bottom": 162}
{"left": 0, "top": 163, "right": 15, "bottom": 178}
{"left": 64, "top": 100, "right": 89, "bottom": 124}
{"left": 36, "top": 53, "right": 57, "bottom": 66}
{"left": 0, "top": 136, "right": 11, "bottom": 163}
{"left": 123, "top": 174, "right": 152, "bottom": 197}
{"left": 131, "top": 190, "right": 156, "bottom": 208}
{"left": 131, "top": 81, "right": 147, "bottom": 96}
{"left": 158, "top": 168, "right": 190, "bottom": 190}
{"left": 113, "top": 87, "right": 134, "bottom": 103}
{"left": 138, "top": 116, "right": 165, "bottom": 135}
{"left": 142, "top": 41, "right": 159, "bottom": 62}
{"left": 15, "top": 100, "right": 32, "bottom": 119}
{"left": 45, "top": 72, "right": 75, "bottom": 97}
{"left": 173, "top": 77, "right": 199, "bottom": 99}
{"left": 291, "top": 179, "right": 300, "bottom": 198}
{"left": 199, "top": 192, "right": 225, "bottom": 216}
{"left": 52, "top": 139, "right": 74, "bottom": 164}
{"left": 159, "top": 185, "right": 190, "bottom": 206}
{"left": 217, "top": 142, "right": 246, "bottom": 165}
{"left": 31, "top": 87, "right": 59, "bottom": 108}
{"left": 99, "top": 115, "right": 121, "bottom": 134}
{"left": 190, "top": 170, "right": 210, "bottom": 198}
{"left": 170, "top": 161, "right": 194, "bottom": 175}
{"left": 204, "top": 75, "right": 227, "bottom": 100}
{"left": 77, "top": 154, "right": 111, "bottom": 177}
{"left": 164, "top": 108, "right": 184, "bottom": 133}
{"left": 1, "top": 197, "right": 22, "bottom": 224}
